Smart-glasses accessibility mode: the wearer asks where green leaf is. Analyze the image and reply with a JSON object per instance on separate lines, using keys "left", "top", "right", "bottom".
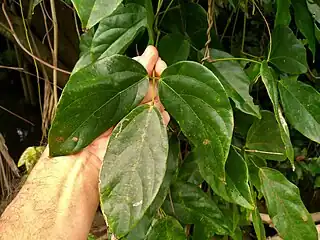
{"left": 278, "top": 79, "right": 320, "bottom": 143}
{"left": 246, "top": 111, "right": 287, "bottom": 161}
{"left": 124, "top": 137, "right": 180, "bottom": 240}
{"left": 125, "top": 0, "right": 154, "bottom": 43}
{"left": 259, "top": 167, "right": 318, "bottom": 240}
{"left": 159, "top": 61, "right": 233, "bottom": 181}
{"left": 292, "top": 0, "right": 316, "bottom": 56}
{"left": 146, "top": 216, "right": 186, "bottom": 240}
{"left": 71, "top": 0, "right": 122, "bottom": 29}
{"left": 251, "top": 206, "right": 266, "bottom": 240}
{"left": 163, "top": 182, "right": 233, "bottom": 235}
{"left": 245, "top": 153, "right": 267, "bottom": 193}
{"left": 203, "top": 49, "right": 261, "bottom": 118}
{"left": 275, "top": 0, "right": 291, "bottom": 27}
{"left": 91, "top": 4, "right": 148, "bottom": 60}
{"left": 79, "top": 29, "right": 95, "bottom": 57}
{"left": 307, "top": 0, "right": 320, "bottom": 24}
{"left": 178, "top": 152, "right": 203, "bottom": 185}
{"left": 270, "top": 26, "right": 308, "bottom": 74}
{"left": 204, "top": 147, "right": 254, "bottom": 209}
{"left": 99, "top": 105, "right": 168, "bottom": 238}
{"left": 158, "top": 34, "right": 190, "bottom": 66}
{"left": 48, "top": 55, "right": 149, "bottom": 156}
{"left": 260, "top": 61, "right": 294, "bottom": 165}
{"left": 18, "top": 146, "right": 45, "bottom": 172}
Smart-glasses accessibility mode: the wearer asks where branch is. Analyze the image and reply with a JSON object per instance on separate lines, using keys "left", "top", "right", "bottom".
{"left": 1, "top": 2, "right": 71, "bottom": 75}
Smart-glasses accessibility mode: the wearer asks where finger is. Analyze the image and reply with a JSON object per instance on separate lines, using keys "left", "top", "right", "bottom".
{"left": 134, "top": 46, "right": 159, "bottom": 76}
{"left": 141, "top": 81, "right": 158, "bottom": 103}
{"left": 86, "top": 127, "right": 113, "bottom": 160}
{"left": 155, "top": 58, "right": 167, "bottom": 77}
{"left": 162, "top": 111, "right": 170, "bottom": 126}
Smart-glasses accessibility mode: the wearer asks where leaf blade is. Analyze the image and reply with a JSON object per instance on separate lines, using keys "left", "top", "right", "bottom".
{"left": 71, "top": 0, "right": 122, "bottom": 29}
{"left": 259, "top": 167, "right": 317, "bottom": 240}
{"left": 260, "top": 61, "right": 294, "bottom": 165}
{"left": 49, "top": 55, "right": 149, "bottom": 156}
{"left": 91, "top": 4, "right": 148, "bottom": 60}
{"left": 203, "top": 49, "right": 261, "bottom": 118}
{"left": 270, "top": 26, "right": 307, "bottom": 74}
{"left": 159, "top": 61, "right": 233, "bottom": 181}
{"left": 99, "top": 105, "right": 168, "bottom": 238}
{"left": 278, "top": 79, "right": 320, "bottom": 143}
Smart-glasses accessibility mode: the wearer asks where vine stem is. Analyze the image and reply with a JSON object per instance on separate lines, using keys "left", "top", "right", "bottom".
{"left": 208, "top": 57, "right": 261, "bottom": 64}
{"left": 1, "top": 2, "right": 71, "bottom": 75}
{"left": 50, "top": 0, "right": 59, "bottom": 108}
{"left": 154, "top": 0, "right": 164, "bottom": 47}
{"left": 252, "top": 0, "right": 272, "bottom": 61}
{"left": 0, "top": 105, "right": 34, "bottom": 126}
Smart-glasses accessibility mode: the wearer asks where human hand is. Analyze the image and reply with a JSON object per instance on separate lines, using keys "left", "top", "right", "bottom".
{"left": 77, "top": 46, "right": 169, "bottom": 164}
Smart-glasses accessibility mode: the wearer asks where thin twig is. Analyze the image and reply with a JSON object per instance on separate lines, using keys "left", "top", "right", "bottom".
{"left": 251, "top": 0, "right": 272, "bottom": 61}
{"left": 208, "top": 57, "right": 261, "bottom": 64}
{"left": 49, "top": 0, "right": 59, "bottom": 108}
{"left": 40, "top": 2, "right": 53, "bottom": 51}
{"left": 2, "top": 2, "right": 71, "bottom": 75}
{"left": 0, "top": 105, "right": 35, "bottom": 126}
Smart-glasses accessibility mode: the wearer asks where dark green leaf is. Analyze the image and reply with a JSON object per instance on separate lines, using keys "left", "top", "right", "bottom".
{"left": 278, "top": 79, "right": 320, "bottom": 143}
{"left": 159, "top": 61, "right": 233, "bottom": 181}
{"left": 71, "top": 0, "right": 122, "bottom": 29}
{"left": 49, "top": 55, "right": 149, "bottom": 156}
{"left": 204, "top": 147, "right": 254, "bottom": 209}
{"left": 251, "top": 206, "right": 266, "bottom": 240}
{"left": 178, "top": 152, "right": 203, "bottom": 185}
{"left": 246, "top": 111, "right": 287, "bottom": 161}
{"left": 79, "top": 29, "right": 94, "bottom": 57}
{"left": 163, "top": 182, "right": 233, "bottom": 235}
{"left": 259, "top": 168, "right": 318, "bottom": 240}
{"left": 124, "top": 137, "right": 180, "bottom": 240}
{"left": 91, "top": 4, "right": 148, "bottom": 60}
{"left": 146, "top": 216, "right": 186, "bottom": 240}
{"left": 158, "top": 34, "right": 190, "bottom": 66}
{"left": 203, "top": 49, "right": 261, "bottom": 118}
{"left": 230, "top": 227, "right": 243, "bottom": 240}
{"left": 292, "top": 0, "right": 316, "bottom": 56}
{"left": 260, "top": 61, "right": 294, "bottom": 165}
{"left": 270, "top": 26, "right": 307, "bottom": 74}
{"left": 245, "top": 63, "right": 261, "bottom": 84}
{"left": 234, "top": 110, "right": 255, "bottom": 137}
{"left": 125, "top": 0, "right": 154, "bottom": 43}
{"left": 275, "top": 0, "right": 291, "bottom": 27}
{"left": 99, "top": 105, "right": 168, "bottom": 238}
{"left": 245, "top": 153, "right": 267, "bottom": 193}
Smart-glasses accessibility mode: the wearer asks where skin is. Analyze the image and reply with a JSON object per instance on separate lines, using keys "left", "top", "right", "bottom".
{"left": 0, "top": 46, "right": 169, "bottom": 240}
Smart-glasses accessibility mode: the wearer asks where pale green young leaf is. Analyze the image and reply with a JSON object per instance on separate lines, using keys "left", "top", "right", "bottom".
{"left": 159, "top": 61, "right": 233, "bottom": 181}
{"left": 49, "top": 55, "right": 149, "bottom": 156}
{"left": 99, "top": 105, "right": 168, "bottom": 238}
{"left": 203, "top": 49, "right": 261, "bottom": 118}
{"left": 278, "top": 79, "right": 320, "bottom": 143}
{"left": 259, "top": 168, "right": 317, "bottom": 240}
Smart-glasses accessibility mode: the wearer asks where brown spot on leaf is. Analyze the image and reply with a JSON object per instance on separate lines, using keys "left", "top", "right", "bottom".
{"left": 72, "top": 137, "right": 79, "bottom": 142}
{"left": 296, "top": 155, "right": 305, "bottom": 161}
{"left": 56, "top": 137, "right": 64, "bottom": 142}
{"left": 203, "top": 139, "right": 210, "bottom": 145}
